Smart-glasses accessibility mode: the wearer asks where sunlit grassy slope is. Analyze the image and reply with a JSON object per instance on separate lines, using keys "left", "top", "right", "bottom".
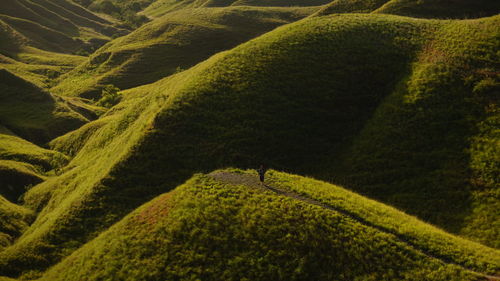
{"left": 0, "top": 0, "right": 126, "bottom": 53}
{"left": 316, "top": 0, "right": 500, "bottom": 18}
{"left": 0, "top": 125, "right": 67, "bottom": 202}
{"left": 0, "top": 0, "right": 129, "bottom": 89}
{"left": 40, "top": 170, "right": 500, "bottom": 280}
{"left": 0, "top": 195, "right": 33, "bottom": 250}
{"left": 143, "top": 0, "right": 330, "bottom": 18}
{"left": 0, "top": 13, "right": 498, "bottom": 276}
{"left": 52, "top": 6, "right": 317, "bottom": 98}
{"left": 0, "top": 18, "right": 87, "bottom": 88}
{"left": 0, "top": 69, "right": 95, "bottom": 144}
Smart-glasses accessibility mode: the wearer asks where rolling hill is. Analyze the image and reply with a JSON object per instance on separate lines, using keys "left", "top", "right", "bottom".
{"left": 316, "top": 0, "right": 500, "bottom": 18}
{"left": 39, "top": 170, "right": 500, "bottom": 280}
{"left": 51, "top": 6, "right": 318, "bottom": 98}
{"left": 0, "top": 0, "right": 127, "bottom": 54}
{"left": 0, "top": 69, "right": 100, "bottom": 144}
{"left": 143, "top": 0, "right": 331, "bottom": 18}
{"left": 0, "top": 195, "right": 33, "bottom": 251}
{"left": 0, "top": 13, "right": 498, "bottom": 278}
{"left": 0, "top": 0, "right": 130, "bottom": 90}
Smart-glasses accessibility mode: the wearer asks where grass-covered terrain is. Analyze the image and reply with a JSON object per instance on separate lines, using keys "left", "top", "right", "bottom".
{"left": 143, "top": 0, "right": 330, "bottom": 18}
{"left": 316, "top": 0, "right": 500, "bottom": 18}
{"left": 1, "top": 13, "right": 498, "bottom": 278}
{"left": 0, "top": 0, "right": 129, "bottom": 92}
{"left": 0, "top": 0, "right": 126, "bottom": 54}
{"left": 73, "top": 0, "right": 152, "bottom": 29}
{"left": 0, "top": 195, "right": 34, "bottom": 251}
{"left": 51, "top": 6, "right": 317, "bottom": 98}
{"left": 0, "top": 125, "right": 67, "bottom": 203}
{"left": 0, "top": 69, "right": 97, "bottom": 144}
{"left": 39, "top": 170, "right": 500, "bottom": 280}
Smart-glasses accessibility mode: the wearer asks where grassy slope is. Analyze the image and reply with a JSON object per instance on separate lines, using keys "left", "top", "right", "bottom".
{"left": 0, "top": 125, "right": 67, "bottom": 203}
{"left": 0, "top": 0, "right": 128, "bottom": 89}
{"left": 315, "top": 0, "right": 500, "bottom": 18}
{"left": 40, "top": 170, "right": 499, "bottom": 280}
{"left": 0, "top": 195, "right": 34, "bottom": 251}
{"left": 0, "top": 69, "right": 93, "bottom": 144}
{"left": 0, "top": 0, "right": 126, "bottom": 53}
{"left": 52, "top": 6, "right": 317, "bottom": 99}
{"left": 0, "top": 14, "right": 498, "bottom": 276}
{"left": 330, "top": 16, "right": 500, "bottom": 247}
{"left": 373, "top": 0, "right": 500, "bottom": 19}
{"left": 143, "top": 0, "right": 330, "bottom": 18}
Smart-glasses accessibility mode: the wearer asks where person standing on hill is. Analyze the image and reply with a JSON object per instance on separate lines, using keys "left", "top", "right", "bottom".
{"left": 257, "top": 165, "right": 268, "bottom": 184}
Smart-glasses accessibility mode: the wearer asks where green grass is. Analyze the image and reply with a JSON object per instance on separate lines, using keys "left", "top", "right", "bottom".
{"left": 0, "top": 0, "right": 126, "bottom": 53}
{"left": 315, "top": 0, "right": 500, "bottom": 18}
{"left": 39, "top": 170, "right": 499, "bottom": 280}
{"left": 0, "top": 125, "right": 65, "bottom": 203}
{"left": 1, "top": 13, "right": 498, "bottom": 277}
{"left": 142, "top": 0, "right": 328, "bottom": 18}
{"left": 52, "top": 6, "right": 318, "bottom": 98}
{"left": 374, "top": 0, "right": 500, "bottom": 19}
{"left": 0, "top": 69, "right": 99, "bottom": 144}
{"left": 0, "top": 195, "right": 34, "bottom": 251}
{"left": 0, "top": 160, "right": 45, "bottom": 203}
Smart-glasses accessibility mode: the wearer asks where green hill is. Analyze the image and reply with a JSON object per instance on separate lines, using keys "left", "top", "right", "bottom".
{"left": 51, "top": 6, "right": 317, "bottom": 99}
{"left": 0, "top": 125, "right": 67, "bottom": 202}
{"left": 0, "top": 195, "right": 34, "bottom": 250}
{"left": 143, "top": 0, "right": 330, "bottom": 18}
{"left": 315, "top": 0, "right": 500, "bottom": 18}
{"left": 0, "top": 13, "right": 498, "bottom": 277}
{"left": 39, "top": 170, "right": 500, "bottom": 280}
{"left": 0, "top": 69, "right": 98, "bottom": 144}
{"left": 0, "top": 0, "right": 127, "bottom": 54}
{"left": 74, "top": 0, "right": 152, "bottom": 28}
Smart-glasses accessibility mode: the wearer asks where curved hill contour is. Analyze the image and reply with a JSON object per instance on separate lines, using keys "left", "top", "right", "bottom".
{"left": 0, "top": 13, "right": 498, "bottom": 277}
{"left": 52, "top": 6, "right": 318, "bottom": 98}
{"left": 39, "top": 170, "right": 500, "bottom": 280}
{"left": 315, "top": 0, "right": 500, "bottom": 19}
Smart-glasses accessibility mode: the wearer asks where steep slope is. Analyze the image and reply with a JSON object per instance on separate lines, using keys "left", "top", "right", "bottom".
{"left": 52, "top": 6, "right": 317, "bottom": 98}
{"left": 40, "top": 170, "right": 500, "bottom": 280}
{"left": 373, "top": 0, "right": 500, "bottom": 19}
{"left": 74, "top": 0, "right": 151, "bottom": 28}
{"left": 0, "top": 18, "right": 86, "bottom": 87}
{"left": 0, "top": 126, "right": 67, "bottom": 202}
{"left": 0, "top": 195, "right": 34, "bottom": 250}
{"left": 0, "top": 14, "right": 498, "bottom": 276}
{"left": 143, "top": 0, "right": 330, "bottom": 18}
{"left": 0, "top": 0, "right": 127, "bottom": 54}
{"left": 315, "top": 0, "right": 500, "bottom": 18}
{"left": 0, "top": 69, "right": 94, "bottom": 144}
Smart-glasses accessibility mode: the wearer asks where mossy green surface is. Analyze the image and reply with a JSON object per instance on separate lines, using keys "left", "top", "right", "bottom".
{"left": 315, "top": 0, "right": 500, "bottom": 19}
{"left": 0, "top": 12, "right": 498, "bottom": 278}
{"left": 52, "top": 6, "right": 318, "bottom": 98}
{"left": 0, "top": 195, "right": 34, "bottom": 250}
{"left": 0, "top": 69, "right": 94, "bottom": 144}
{"left": 39, "top": 170, "right": 499, "bottom": 280}
{"left": 143, "top": 0, "right": 329, "bottom": 18}
{"left": 0, "top": 0, "right": 126, "bottom": 53}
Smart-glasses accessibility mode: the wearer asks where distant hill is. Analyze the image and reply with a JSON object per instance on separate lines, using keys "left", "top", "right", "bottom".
{"left": 0, "top": 0, "right": 130, "bottom": 89}
{"left": 0, "top": 0, "right": 127, "bottom": 54}
{"left": 52, "top": 6, "right": 318, "bottom": 98}
{"left": 316, "top": 0, "right": 500, "bottom": 18}
{"left": 1, "top": 13, "right": 497, "bottom": 277}
{"left": 143, "top": 0, "right": 331, "bottom": 18}
{"left": 0, "top": 195, "right": 33, "bottom": 250}
{"left": 0, "top": 69, "right": 101, "bottom": 144}
{"left": 40, "top": 170, "right": 500, "bottom": 280}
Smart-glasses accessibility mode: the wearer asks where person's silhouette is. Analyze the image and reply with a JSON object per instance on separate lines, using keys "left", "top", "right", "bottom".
{"left": 257, "top": 165, "right": 268, "bottom": 184}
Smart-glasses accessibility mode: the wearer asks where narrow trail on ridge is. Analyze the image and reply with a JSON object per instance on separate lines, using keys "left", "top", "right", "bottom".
{"left": 209, "top": 171, "right": 499, "bottom": 281}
